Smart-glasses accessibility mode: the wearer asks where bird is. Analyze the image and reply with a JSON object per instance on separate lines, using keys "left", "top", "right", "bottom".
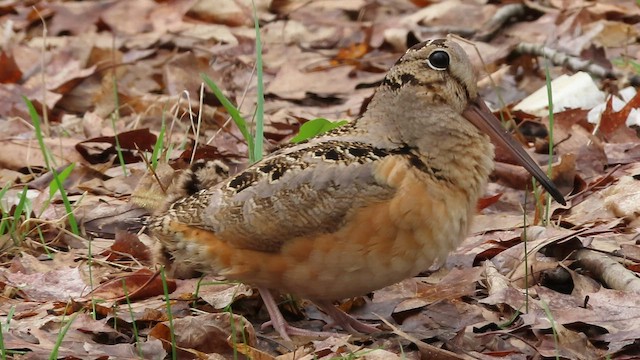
{"left": 148, "top": 38, "right": 566, "bottom": 341}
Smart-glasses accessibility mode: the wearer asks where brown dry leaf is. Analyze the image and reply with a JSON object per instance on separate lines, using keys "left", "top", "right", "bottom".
{"left": 0, "top": 83, "right": 62, "bottom": 120}
{"left": 149, "top": 312, "right": 256, "bottom": 356}
{"left": 0, "top": 51, "right": 22, "bottom": 83}
{"left": 0, "top": 136, "right": 82, "bottom": 170}
{"left": 164, "top": 51, "right": 222, "bottom": 97}
{"left": 330, "top": 42, "right": 371, "bottom": 67}
{"left": 99, "top": 0, "right": 159, "bottom": 35}
{"left": 197, "top": 282, "right": 254, "bottom": 310}
{"left": 551, "top": 109, "right": 607, "bottom": 179}
{"left": 565, "top": 174, "right": 640, "bottom": 226}
{"left": 601, "top": 176, "right": 640, "bottom": 226}
{"left": 47, "top": 1, "right": 113, "bottom": 35}
{"left": 86, "top": 268, "right": 176, "bottom": 302}
{"left": 267, "top": 64, "right": 379, "bottom": 100}
{"left": 77, "top": 200, "right": 148, "bottom": 238}
{"left": 103, "top": 229, "right": 152, "bottom": 263}
{"left": 3, "top": 257, "right": 87, "bottom": 302}
{"left": 400, "top": 299, "right": 485, "bottom": 340}
{"left": 604, "top": 142, "right": 640, "bottom": 165}
{"left": 75, "top": 128, "right": 157, "bottom": 164}
{"left": 188, "top": 0, "right": 255, "bottom": 27}
{"left": 476, "top": 193, "right": 502, "bottom": 211}
{"left": 600, "top": 93, "right": 633, "bottom": 134}
{"left": 590, "top": 20, "right": 639, "bottom": 48}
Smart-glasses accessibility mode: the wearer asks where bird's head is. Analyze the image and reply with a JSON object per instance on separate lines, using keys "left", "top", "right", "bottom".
{"left": 375, "top": 38, "right": 566, "bottom": 205}
{"left": 381, "top": 38, "right": 477, "bottom": 114}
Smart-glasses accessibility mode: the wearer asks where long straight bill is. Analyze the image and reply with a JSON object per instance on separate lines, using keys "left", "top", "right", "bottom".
{"left": 463, "top": 98, "right": 566, "bottom": 205}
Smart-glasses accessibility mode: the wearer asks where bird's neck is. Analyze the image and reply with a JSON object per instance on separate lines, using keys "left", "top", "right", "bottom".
{"left": 356, "top": 85, "right": 495, "bottom": 197}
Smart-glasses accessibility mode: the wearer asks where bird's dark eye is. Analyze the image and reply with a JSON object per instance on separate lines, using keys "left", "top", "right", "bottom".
{"left": 427, "top": 50, "right": 450, "bottom": 71}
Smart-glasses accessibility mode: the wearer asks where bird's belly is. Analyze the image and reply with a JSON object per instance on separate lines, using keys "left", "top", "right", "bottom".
{"left": 210, "top": 159, "right": 477, "bottom": 300}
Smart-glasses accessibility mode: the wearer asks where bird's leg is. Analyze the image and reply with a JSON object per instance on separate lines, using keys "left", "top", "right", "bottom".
{"left": 315, "top": 300, "right": 380, "bottom": 334}
{"left": 258, "top": 287, "right": 338, "bottom": 340}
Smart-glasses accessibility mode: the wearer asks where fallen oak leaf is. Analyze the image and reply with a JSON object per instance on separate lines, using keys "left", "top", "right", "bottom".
{"left": 375, "top": 313, "right": 468, "bottom": 360}
{"left": 83, "top": 268, "right": 176, "bottom": 302}
{"left": 75, "top": 128, "right": 156, "bottom": 164}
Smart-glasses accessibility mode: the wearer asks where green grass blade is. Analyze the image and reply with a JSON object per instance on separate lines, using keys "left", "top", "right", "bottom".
{"left": 160, "top": 268, "right": 177, "bottom": 360}
{"left": 23, "top": 97, "right": 80, "bottom": 235}
{"left": 0, "top": 182, "right": 11, "bottom": 237}
{"left": 540, "top": 300, "right": 560, "bottom": 360}
{"left": 0, "top": 321, "right": 5, "bottom": 360}
{"left": 48, "top": 163, "right": 75, "bottom": 199}
{"left": 151, "top": 115, "right": 166, "bottom": 170}
{"left": 0, "top": 213, "right": 8, "bottom": 237}
{"left": 253, "top": 3, "right": 264, "bottom": 162}
{"left": 523, "top": 190, "right": 529, "bottom": 312}
{"left": 543, "top": 59, "right": 555, "bottom": 225}
{"left": 201, "top": 75, "right": 256, "bottom": 162}
{"left": 48, "top": 311, "right": 79, "bottom": 360}
{"left": 0, "top": 182, "right": 11, "bottom": 207}
{"left": 110, "top": 115, "right": 128, "bottom": 177}
{"left": 9, "top": 186, "right": 29, "bottom": 241}
{"left": 35, "top": 224, "right": 52, "bottom": 258}
{"left": 122, "top": 280, "right": 144, "bottom": 359}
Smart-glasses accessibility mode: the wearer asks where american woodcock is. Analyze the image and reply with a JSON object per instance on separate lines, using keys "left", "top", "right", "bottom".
{"left": 149, "top": 38, "right": 566, "bottom": 340}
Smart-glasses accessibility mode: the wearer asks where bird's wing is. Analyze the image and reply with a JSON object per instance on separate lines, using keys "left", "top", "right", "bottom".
{"left": 159, "top": 140, "right": 417, "bottom": 253}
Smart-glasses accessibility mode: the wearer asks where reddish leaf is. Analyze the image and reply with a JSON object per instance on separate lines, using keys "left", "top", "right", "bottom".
{"left": 87, "top": 269, "right": 176, "bottom": 302}
{"left": 600, "top": 92, "right": 640, "bottom": 135}
{"left": 0, "top": 51, "right": 22, "bottom": 84}
{"left": 476, "top": 193, "right": 502, "bottom": 211}
{"left": 75, "top": 128, "right": 157, "bottom": 164}
{"left": 102, "top": 230, "right": 152, "bottom": 263}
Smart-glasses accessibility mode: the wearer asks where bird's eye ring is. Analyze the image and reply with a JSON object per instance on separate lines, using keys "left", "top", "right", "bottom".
{"left": 426, "top": 50, "right": 450, "bottom": 71}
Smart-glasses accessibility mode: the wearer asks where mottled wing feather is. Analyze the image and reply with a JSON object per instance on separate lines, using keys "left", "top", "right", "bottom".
{"left": 161, "top": 140, "right": 400, "bottom": 253}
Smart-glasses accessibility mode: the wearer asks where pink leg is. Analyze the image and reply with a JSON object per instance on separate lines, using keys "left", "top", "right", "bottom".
{"left": 258, "top": 288, "right": 337, "bottom": 341}
{"left": 315, "top": 301, "right": 380, "bottom": 334}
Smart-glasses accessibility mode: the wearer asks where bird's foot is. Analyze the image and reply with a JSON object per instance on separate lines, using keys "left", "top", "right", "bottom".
{"left": 260, "top": 319, "right": 339, "bottom": 341}
{"left": 259, "top": 288, "right": 343, "bottom": 341}
{"left": 315, "top": 300, "right": 380, "bottom": 334}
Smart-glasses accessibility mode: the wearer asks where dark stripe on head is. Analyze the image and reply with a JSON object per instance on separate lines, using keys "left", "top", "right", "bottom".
{"left": 400, "top": 73, "right": 417, "bottom": 84}
{"left": 382, "top": 72, "right": 419, "bottom": 90}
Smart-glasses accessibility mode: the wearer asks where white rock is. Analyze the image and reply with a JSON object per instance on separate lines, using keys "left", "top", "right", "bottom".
{"left": 514, "top": 71, "right": 605, "bottom": 116}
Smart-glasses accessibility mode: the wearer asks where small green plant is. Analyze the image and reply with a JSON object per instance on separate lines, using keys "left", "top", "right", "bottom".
{"left": 290, "top": 118, "right": 349, "bottom": 143}
{"left": 612, "top": 57, "right": 640, "bottom": 74}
